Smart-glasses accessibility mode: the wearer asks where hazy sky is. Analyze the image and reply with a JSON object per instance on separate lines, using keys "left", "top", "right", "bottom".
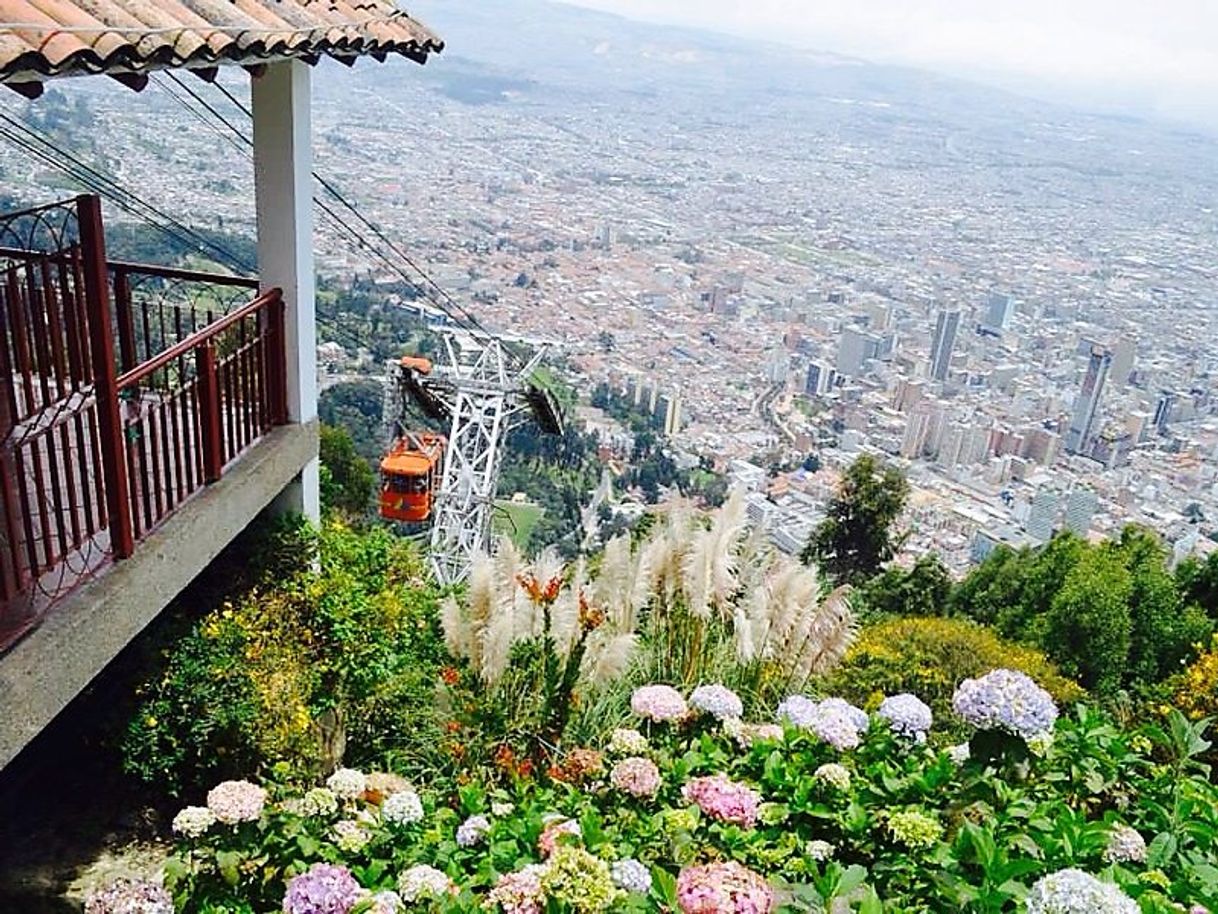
{"left": 569, "top": 0, "right": 1218, "bottom": 127}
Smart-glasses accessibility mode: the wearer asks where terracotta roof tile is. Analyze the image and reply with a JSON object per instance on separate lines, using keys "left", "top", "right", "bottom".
{"left": 0, "top": 0, "right": 442, "bottom": 85}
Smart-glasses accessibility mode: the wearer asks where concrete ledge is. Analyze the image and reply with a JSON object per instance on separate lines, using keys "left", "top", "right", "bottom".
{"left": 0, "top": 420, "right": 319, "bottom": 770}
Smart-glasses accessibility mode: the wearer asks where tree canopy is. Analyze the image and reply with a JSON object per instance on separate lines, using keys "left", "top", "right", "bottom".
{"left": 802, "top": 454, "right": 909, "bottom": 586}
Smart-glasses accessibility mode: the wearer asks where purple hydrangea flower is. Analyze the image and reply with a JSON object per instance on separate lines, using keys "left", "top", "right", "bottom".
{"left": 456, "top": 814, "right": 491, "bottom": 847}
{"left": 689, "top": 684, "right": 744, "bottom": 720}
{"left": 776, "top": 696, "right": 867, "bottom": 750}
{"left": 877, "top": 693, "right": 933, "bottom": 742}
{"left": 952, "top": 669, "right": 1058, "bottom": 740}
{"left": 611, "top": 858, "right": 653, "bottom": 894}
{"left": 282, "top": 863, "right": 364, "bottom": 914}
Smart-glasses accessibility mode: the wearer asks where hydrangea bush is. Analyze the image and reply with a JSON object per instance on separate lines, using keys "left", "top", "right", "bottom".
{"left": 144, "top": 678, "right": 1218, "bottom": 914}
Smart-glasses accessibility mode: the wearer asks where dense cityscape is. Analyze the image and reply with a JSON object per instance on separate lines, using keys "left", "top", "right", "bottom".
{"left": 5, "top": 3, "right": 1218, "bottom": 912}
{"left": 2, "top": 0, "right": 1215, "bottom": 576}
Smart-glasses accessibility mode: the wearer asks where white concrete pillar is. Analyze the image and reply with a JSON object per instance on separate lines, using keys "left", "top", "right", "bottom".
{"left": 252, "top": 60, "right": 320, "bottom": 522}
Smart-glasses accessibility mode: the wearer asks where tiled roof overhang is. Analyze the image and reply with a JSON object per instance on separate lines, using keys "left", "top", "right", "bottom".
{"left": 0, "top": 0, "right": 442, "bottom": 92}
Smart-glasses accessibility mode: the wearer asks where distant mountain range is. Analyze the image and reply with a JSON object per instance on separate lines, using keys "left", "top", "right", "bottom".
{"left": 353, "top": 0, "right": 1215, "bottom": 187}
{"left": 403, "top": 0, "right": 1036, "bottom": 124}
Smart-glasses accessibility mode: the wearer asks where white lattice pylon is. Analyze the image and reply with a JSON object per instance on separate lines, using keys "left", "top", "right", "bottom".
{"left": 402, "top": 332, "right": 543, "bottom": 586}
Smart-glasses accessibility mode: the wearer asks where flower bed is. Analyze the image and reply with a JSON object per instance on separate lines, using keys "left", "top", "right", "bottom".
{"left": 98, "top": 673, "right": 1218, "bottom": 913}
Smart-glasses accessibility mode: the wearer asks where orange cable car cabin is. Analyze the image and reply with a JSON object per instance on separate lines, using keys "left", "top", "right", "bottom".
{"left": 379, "top": 432, "right": 446, "bottom": 523}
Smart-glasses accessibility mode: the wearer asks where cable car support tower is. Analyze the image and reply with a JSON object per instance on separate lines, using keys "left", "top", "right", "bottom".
{"left": 385, "top": 329, "right": 563, "bottom": 586}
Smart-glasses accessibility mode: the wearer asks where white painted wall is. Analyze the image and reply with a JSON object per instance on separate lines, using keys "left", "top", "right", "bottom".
{"left": 252, "top": 61, "right": 320, "bottom": 521}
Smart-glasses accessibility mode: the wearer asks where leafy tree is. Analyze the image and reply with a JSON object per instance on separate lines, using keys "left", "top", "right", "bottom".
{"left": 319, "top": 379, "right": 385, "bottom": 462}
{"left": 950, "top": 533, "right": 1085, "bottom": 639}
{"left": 955, "top": 528, "right": 1209, "bottom": 693}
{"left": 860, "top": 554, "right": 952, "bottom": 619}
{"left": 802, "top": 454, "right": 909, "bottom": 586}
{"left": 1116, "top": 527, "right": 1212, "bottom": 683}
{"left": 1177, "top": 551, "right": 1218, "bottom": 619}
{"left": 319, "top": 424, "right": 375, "bottom": 518}
{"left": 1044, "top": 546, "right": 1134, "bottom": 694}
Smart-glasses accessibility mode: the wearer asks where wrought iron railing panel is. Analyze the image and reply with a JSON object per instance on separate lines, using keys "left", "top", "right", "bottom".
{"left": 0, "top": 195, "right": 287, "bottom": 653}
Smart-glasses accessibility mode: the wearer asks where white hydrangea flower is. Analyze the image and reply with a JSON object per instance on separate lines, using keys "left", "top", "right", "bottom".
{"left": 491, "top": 801, "right": 516, "bottom": 817}
{"left": 364, "top": 890, "right": 404, "bottom": 914}
{"left": 806, "top": 839, "right": 835, "bottom": 862}
{"left": 947, "top": 743, "right": 971, "bottom": 765}
{"left": 609, "top": 728, "right": 649, "bottom": 755}
{"left": 1103, "top": 825, "right": 1147, "bottom": 864}
{"left": 1026, "top": 869, "right": 1139, "bottom": 914}
{"left": 326, "top": 768, "right": 367, "bottom": 801}
{"left": 331, "top": 819, "right": 371, "bottom": 853}
{"left": 456, "top": 814, "right": 491, "bottom": 847}
{"left": 813, "top": 763, "right": 851, "bottom": 791}
{"left": 611, "top": 858, "right": 652, "bottom": 894}
{"left": 1027, "top": 731, "right": 1055, "bottom": 758}
{"left": 171, "top": 806, "right": 215, "bottom": 838}
{"left": 397, "top": 864, "right": 454, "bottom": 902}
{"left": 299, "top": 787, "right": 339, "bottom": 817}
{"left": 382, "top": 790, "right": 424, "bottom": 826}
{"left": 206, "top": 780, "right": 267, "bottom": 824}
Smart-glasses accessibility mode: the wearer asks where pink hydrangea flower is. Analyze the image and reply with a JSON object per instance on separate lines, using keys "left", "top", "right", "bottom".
{"left": 206, "top": 779, "right": 267, "bottom": 824}
{"left": 631, "top": 685, "right": 689, "bottom": 722}
{"left": 85, "top": 879, "right": 174, "bottom": 914}
{"left": 681, "top": 774, "right": 761, "bottom": 828}
{"left": 676, "top": 862, "right": 774, "bottom": 914}
{"left": 485, "top": 864, "right": 547, "bottom": 914}
{"left": 538, "top": 816, "right": 582, "bottom": 857}
{"left": 610, "top": 756, "right": 662, "bottom": 798}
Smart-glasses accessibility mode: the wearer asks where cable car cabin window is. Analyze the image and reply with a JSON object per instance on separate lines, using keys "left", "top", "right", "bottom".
{"left": 384, "top": 473, "right": 429, "bottom": 494}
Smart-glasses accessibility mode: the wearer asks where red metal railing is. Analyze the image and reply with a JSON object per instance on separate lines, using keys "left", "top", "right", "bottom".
{"left": 0, "top": 195, "right": 287, "bottom": 651}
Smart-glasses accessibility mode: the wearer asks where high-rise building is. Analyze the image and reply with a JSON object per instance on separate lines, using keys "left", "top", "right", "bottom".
{"left": 892, "top": 378, "right": 926, "bottom": 412}
{"left": 937, "top": 424, "right": 966, "bottom": 468}
{"left": 1026, "top": 489, "right": 1060, "bottom": 542}
{"left": 1109, "top": 336, "right": 1135, "bottom": 386}
{"left": 929, "top": 309, "right": 960, "bottom": 382}
{"left": 836, "top": 326, "right": 880, "bottom": 377}
{"left": 764, "top": 346, "right": 789, "bottom": 384}
{"left": 804, "top": 361, "right": 836, "bottom": 396}
{"left": 1064, "top": 487, "right": 1098, "bottom": 536}
{"left": 654, "top": 389, "right": 682, "bottom": 437}
{"left": 900, "top": 406, "right": 933, "bottom": 459}
{"left": 962, "top": 423, "right": 993, "bottom": 465}
{"left": 1153, "top": 390, "right": 1176, "bottom": 435}
{"left": 924, "top": 404, "right": 949, "bottom": 456}
{"left": 1065, "top": 345, "right": 1112, "bottom": 455}
{"left": 1022, "top": 428, "right": 1062, "bottom": 466}
{"left": 982, "top": 293, "right": 1015, "bottom": 334}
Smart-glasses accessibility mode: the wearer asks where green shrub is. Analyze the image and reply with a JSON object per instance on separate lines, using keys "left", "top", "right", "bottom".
{"left": 122, "top": 521, "right": 446, "bottom": 796}
{"left": 820, "top": 616, "right": 1084, "bottom": 733}
{"left": 320, "top": 422, "right": 376, "bottom": 517}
